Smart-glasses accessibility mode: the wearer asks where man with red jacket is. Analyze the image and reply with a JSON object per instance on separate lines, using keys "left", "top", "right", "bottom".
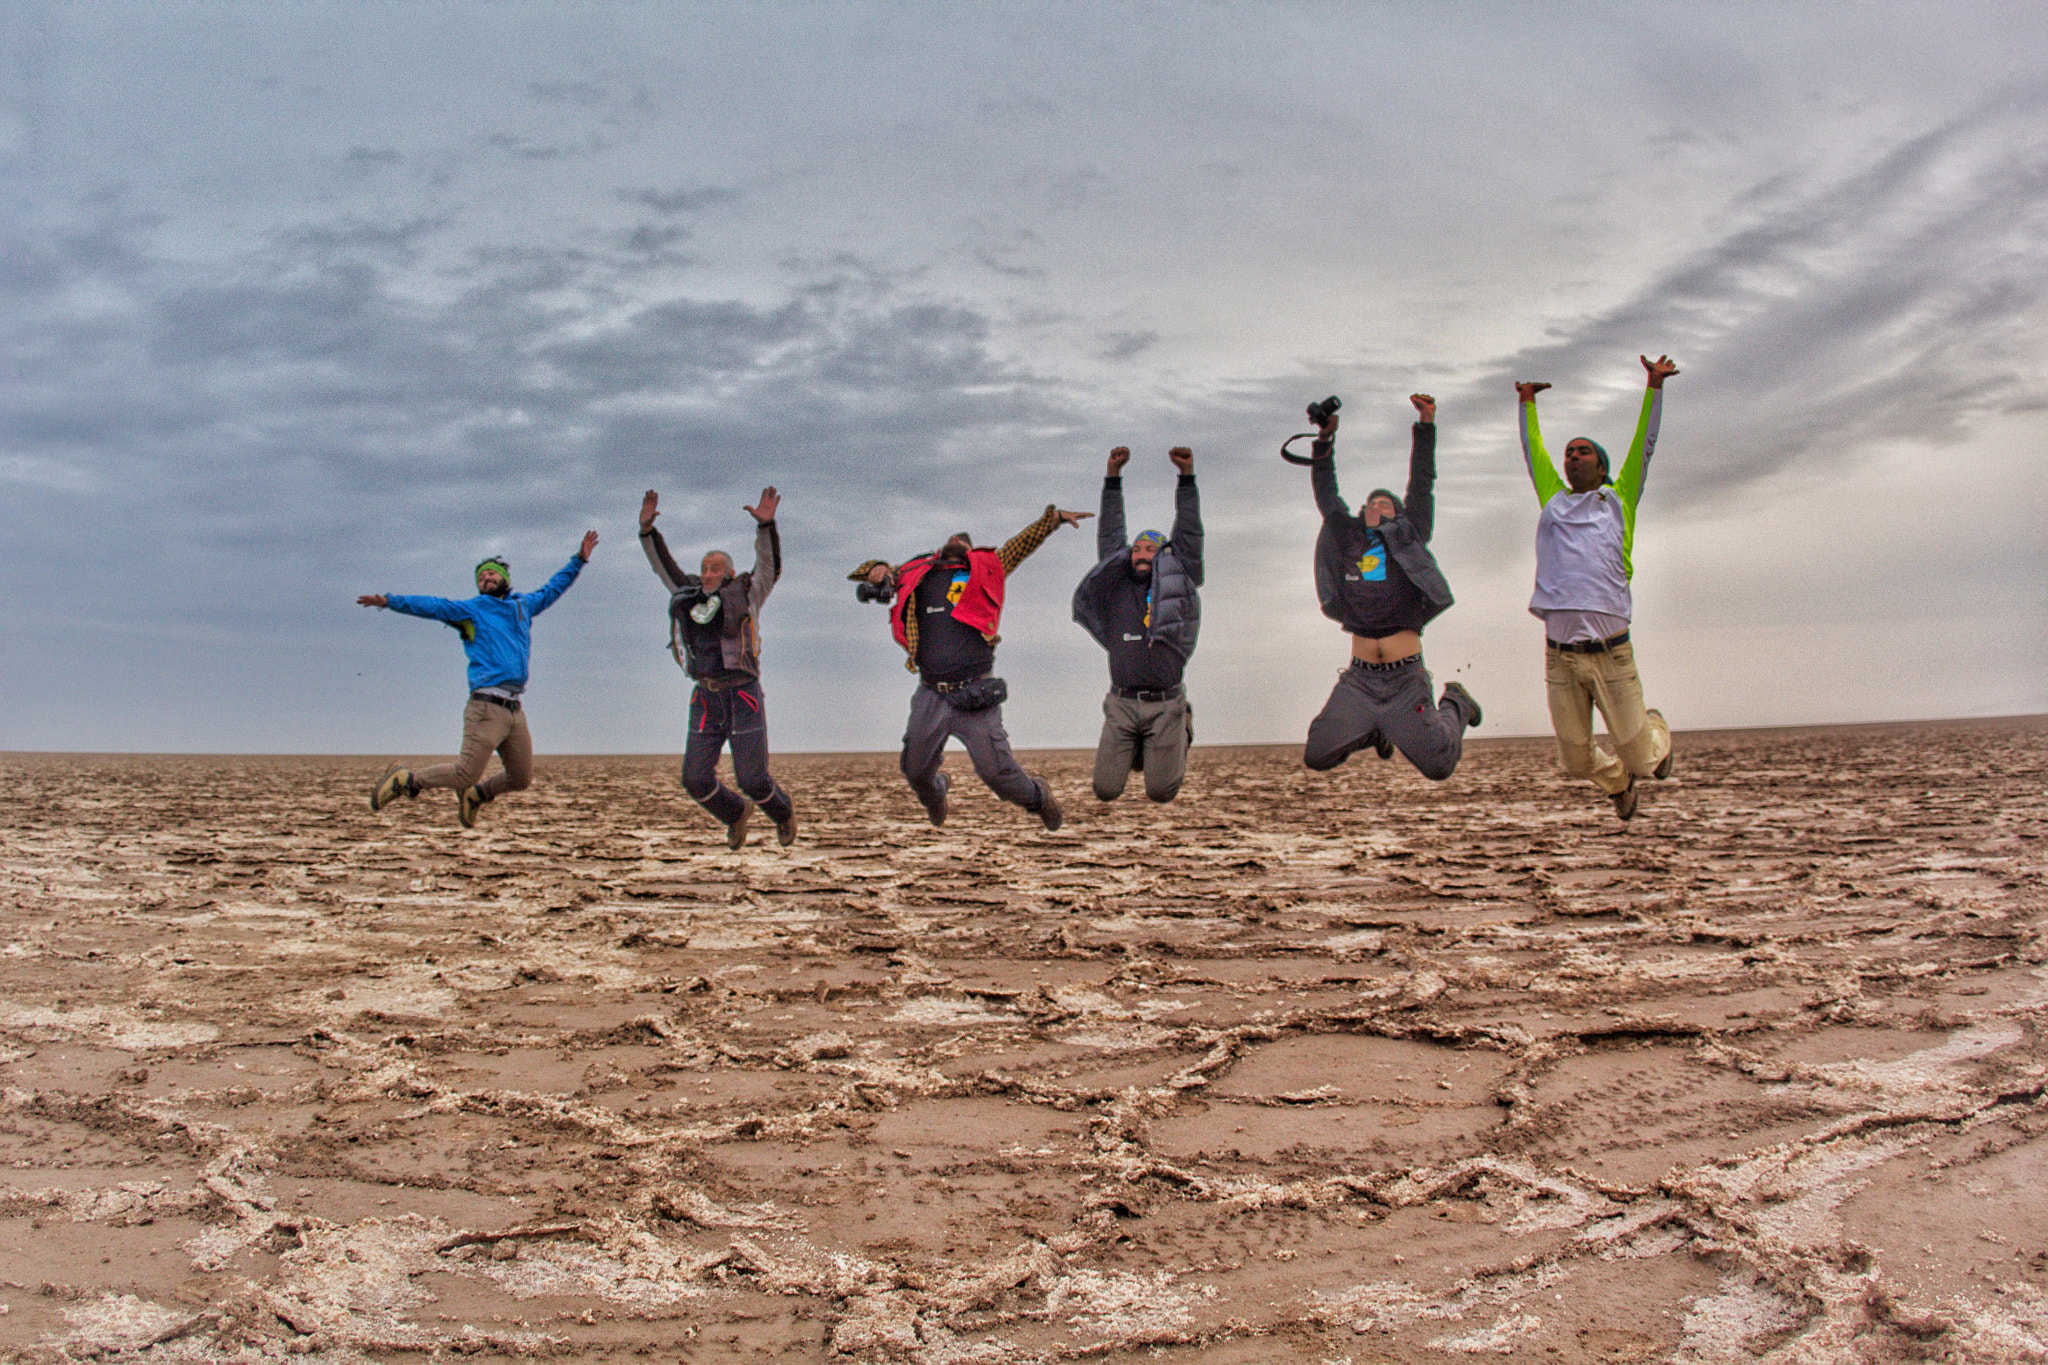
{"left": 851, "top": 503, "right": 1090, "bottom": 830}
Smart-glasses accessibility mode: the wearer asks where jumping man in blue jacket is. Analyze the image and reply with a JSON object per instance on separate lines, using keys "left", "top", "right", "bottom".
{"left": 1072, "top": 445, "right": 1202, "bottom": 802}
{"left": 358, "top": 530, "right": 598, "bottom": 828}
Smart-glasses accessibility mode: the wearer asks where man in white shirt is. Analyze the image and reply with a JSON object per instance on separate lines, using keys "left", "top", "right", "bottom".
{"left": 1515, "top": 355, "right": 1678, "bottom": 820}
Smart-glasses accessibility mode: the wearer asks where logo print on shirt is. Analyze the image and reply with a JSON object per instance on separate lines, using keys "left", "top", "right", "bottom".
{"left": 946, "top": 570, "right": 969, "bottom": 605}
{"left": 1355, "top": 548, "right": 1387, "bottom": 582}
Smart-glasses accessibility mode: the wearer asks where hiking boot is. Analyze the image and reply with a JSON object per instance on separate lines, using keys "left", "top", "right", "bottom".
{"left": 458, "top": 784, "right": 487, "bottom": 829}
{"left": 1372, "top": 733, "right": 1394, "bottom": 761}
{"left": 775, "top": 812, "right": 798, "bottom": 848}
{"left": 1612, "top": 777, "right": 1639, "bottom": 822}
{"left": 371, "top": 765, "right": 415, "bottom": 812}
{"left": 726, "top": 802, "right": 751, "bottom": 851}
{"left": 1648, "top": 711, "right": 1674, "bottom": 779}
{"left": 1036, "top": 784, "right": 1064, "bottom": 833}
{"left": 1443, "top": 681, "right": 1482, "bottom": 728}
{"left": 922, "top": 775, "right": 949, "bottom": 827}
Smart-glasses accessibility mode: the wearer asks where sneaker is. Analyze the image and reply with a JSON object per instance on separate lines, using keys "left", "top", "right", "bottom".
{"left": 775, "top": 812, "right": 798, "bottom": 848}
{"left": 1648, "top": 711, "right": 1674, "bottom": 779}
{"left": 370, "top": 766, "right": 415, "bottom": 812}
{"left": 1612, "top": 777, "right": 1639, "bottom": 822}
{"left": 923, "top": 774, "right": 950, "bottom": 828}
{"left": 1442, "top": 681, "right": 1482, "bottom": 728}
{"left": 1372, "top": 733, "right": 1395, "bottom": 761}
{"left": 726, "top": 803, "right": 751, "bottom": 851}
{"left": 1036, "top": 784, "right": 1064, "bottom": 833}
{"left": 458, "top": 785, "right": 487, "bottom": 829}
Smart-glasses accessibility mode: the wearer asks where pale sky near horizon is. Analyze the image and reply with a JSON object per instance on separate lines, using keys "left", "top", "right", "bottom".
{"left": 5, "top": 1, "right": 2046, "bottom": 755}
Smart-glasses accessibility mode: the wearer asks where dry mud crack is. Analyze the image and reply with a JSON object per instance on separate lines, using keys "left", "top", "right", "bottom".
{"left": 1, "top": 717, "right": 2045, "bottom": 1362}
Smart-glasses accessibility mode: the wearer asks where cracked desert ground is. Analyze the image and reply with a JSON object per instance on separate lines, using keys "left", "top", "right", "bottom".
{"left": 2, "top": 717, "right": 2045, "bottom": 1363}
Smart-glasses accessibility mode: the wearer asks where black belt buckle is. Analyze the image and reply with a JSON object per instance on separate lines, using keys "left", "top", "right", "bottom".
{"left": 1115, "top": 685, "right": 1180, "bottom": 702}
{"left": 472, "top": 692, "right": 520, "bottom": 711}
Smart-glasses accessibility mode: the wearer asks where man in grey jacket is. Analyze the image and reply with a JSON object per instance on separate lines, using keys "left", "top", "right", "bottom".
{"left": 1072, "top": 445, "right": 1202, "bottom": 802}
{"left": 639, "top": 486, "right": 795, "bottom": 849}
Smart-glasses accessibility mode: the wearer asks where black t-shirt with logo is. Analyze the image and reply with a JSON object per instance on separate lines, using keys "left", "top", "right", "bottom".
{"left": 1341, "top": 527, "right": 1432, "bottom": 638}
{"left": 913, "top": 563, "right": 995, "bottom": 685}
{"left": 1103, "top": 571, "right": 1183, "bottom": 691}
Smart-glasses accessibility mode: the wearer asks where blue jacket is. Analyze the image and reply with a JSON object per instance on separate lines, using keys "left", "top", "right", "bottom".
{"left": 385, "top": 554, "right": 585, "bottom": 694}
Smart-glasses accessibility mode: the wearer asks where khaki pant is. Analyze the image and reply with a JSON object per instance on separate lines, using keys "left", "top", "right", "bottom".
{"left": 414, "top": 697, "right": 533, "bottom": 800}
{"left": 1544, "top": 641, "right": 1669, "bottom": 796}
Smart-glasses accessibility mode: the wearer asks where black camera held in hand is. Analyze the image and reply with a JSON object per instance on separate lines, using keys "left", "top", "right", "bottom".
{"left": 855, "top": 579, "right": 895, "bottom": 606}
{"left": 1281, "top": 395, "right": 1343, "bottom": 465}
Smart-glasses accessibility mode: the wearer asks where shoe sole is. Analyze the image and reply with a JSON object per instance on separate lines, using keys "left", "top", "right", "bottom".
{"left": 371, "top": 767, "right": 410, "bottom": 812}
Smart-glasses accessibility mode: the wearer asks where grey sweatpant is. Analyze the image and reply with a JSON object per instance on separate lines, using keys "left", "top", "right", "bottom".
{"left": 1092, "top": 691, "right": 1192, "bottom": 803}
{"left": 1303, "top": 656, "right": 1467, "bottom": 781}
{"left": 901, "top": 684, "right": 1047, "bottom": 814}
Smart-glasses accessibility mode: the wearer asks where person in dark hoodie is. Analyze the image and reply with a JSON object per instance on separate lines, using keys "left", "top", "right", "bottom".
{"left": 359, "top": 531, "right": 598, "bottom": 829}
{"left": 639, "top": 486, "right": 795, "bottom": 850}
{"left": 1071, "top": 444, "right": 1203, "bottom": 802}
{"left": 851, "top": 502, "right": 1090, "bottom": 831}
{"left": 1302, "top": 393, "right": 1480, "bottom": 778}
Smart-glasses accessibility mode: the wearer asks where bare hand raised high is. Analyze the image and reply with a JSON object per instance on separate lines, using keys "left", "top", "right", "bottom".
{"left": 1515, "top": 381, "right": 1552, "bottom": 404}
{"left": 745, "top": 486, "right": 780, "bottom": 524}
{"left": 1168, "top": 446, "right": 1194, "bottom": 474}
{"left": 1106, "top": 446, "right": 1131, "bottom": 476}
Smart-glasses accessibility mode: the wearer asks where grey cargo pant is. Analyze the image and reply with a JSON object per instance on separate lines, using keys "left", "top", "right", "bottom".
{"left": 901, "top": 683, "right": 1049, "bottom": 815}
{"left": 1093, "top": 689, "right": 1192, "bottom": 803}
{"left": 1303, "top": 655, "right": 1467, "bottom": 781}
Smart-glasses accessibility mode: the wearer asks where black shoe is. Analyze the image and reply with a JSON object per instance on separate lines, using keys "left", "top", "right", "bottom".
{"left": 1372, "top": 733, "right": 1394, "bottom": 761}
{"left": 923, "top": 775, "right": 949, "bottom": 827}
{"left": 1612, "top": 778, "right": 1639, "bottom": 822}
{"left": 726, "top": 803, "right": 751, "bottom": 850}
{"left": 1648, "top": 711, "right": 1674, "bottom": 779}
{"left": 1036, "top": 784, "right": 1064, "bottom": 833}
{"left": 1442, "top": 681, "right": 1482, "bottom": 729}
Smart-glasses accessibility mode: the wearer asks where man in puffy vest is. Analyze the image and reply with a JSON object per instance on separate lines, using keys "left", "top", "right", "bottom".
{"left": 358, "top": 531, "right": 598, "bottom": 829}
{"left": 1516, "top": 355, "right": 1678, "bottom": 821}
{"left": 639, "top": 486, "right": 795, "bottom": 850}
{"left": 1302, "top": 393, "right": 1481, "bottom": 779}
{"left": 1071, "top": 445, "right": 1203, "bottom": 802}
{"left": 851, "top": 502, "right": 1090, "bottom": 831}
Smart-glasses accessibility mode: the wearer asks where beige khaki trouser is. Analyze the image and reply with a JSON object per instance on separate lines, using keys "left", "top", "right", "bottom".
{"left": 414, "top": 697, "right": 533, "bottom": 800}
{"left": 1544, "top": 641, "right": 1670, "bottom": 796}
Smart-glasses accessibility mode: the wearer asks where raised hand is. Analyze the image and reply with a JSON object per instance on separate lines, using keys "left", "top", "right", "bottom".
{"left": 1168, "top": 446, "right": 1193, "bottom": 474}
{"left": 1515, "top": 381, "right": 1551, "bottom": 404}
{"left": 1409, "top": 393, "right": 1436, "bottom": 423}
{"left": 745, "top": 486, "right": 780, "bottom": 523}
{"left": 1056, "top": 508, "right": 1095, "bottom": 529}
{"left": 1641, "top": 355, "right": 1679, "bottom": 388}
{"left": 356, "top": 594, "right": 388, "bottom": 608}
{"left": 580, "top": 530, "right": 600, "bottom": 562}
{"left": 1106, "top": 446, "right": 1131, "bottom": 475}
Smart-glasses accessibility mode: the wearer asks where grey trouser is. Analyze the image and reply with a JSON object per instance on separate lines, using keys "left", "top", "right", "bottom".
{"left": 683, "top": 678, "right": 793, "bottom": 827}
{"left": 901, "top": 684, "right": 1047, "bottom": 813}
{"left": 1303, "top": 656, "right": 1466, "bottom": 781}
{"left": 1093, "top": 690, "right": 1192, "bottom": 803}
{"left": 415, "top": 696, "right": 533, "bottom": 800}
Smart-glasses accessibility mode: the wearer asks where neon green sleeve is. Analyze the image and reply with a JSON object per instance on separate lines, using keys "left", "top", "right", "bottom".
{"left": 1521, "top": 401, "right": 1564, "bottom": 505}
{"left": 1611, "top": 384, "right": 1663, "bottom": 576}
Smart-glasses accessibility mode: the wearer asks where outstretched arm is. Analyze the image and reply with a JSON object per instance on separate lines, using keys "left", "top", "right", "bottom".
{"left": 1406, "top": 394, "right": 1438, "bottom": 542}
{"left": 1613, "top": 358, "right": 1675, "bottom": 512}
{"left": 1517, "top": 382, "right": 1565, "bottom": 504}
{"left": 1168, "top": 448, "right": 1203, "bottom": 586}
{"left": 371, "top": 592, "right": 470, "bottom": 622}
{"left": 998, "top": 504, "right": 1091, "bottom": 575}
{"left": 524, "top": 535, "right": 596, "bottom": 616}
{"left": 746, "top": 487, "right": 781, "bottom": 608}
{"left": 639, "top": 490, "right": 690, "bottom": 591}
{"left": 1098, "top": 448, "right": 1129, "bottom": 558}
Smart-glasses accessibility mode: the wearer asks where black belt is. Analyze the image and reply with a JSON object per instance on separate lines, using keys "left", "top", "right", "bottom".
{"left": 1349, "top": 655, "right": 1418, "bottom": 672}
{"left": 1111, "top": 684, "right": 1183, "bottom": 702}
{"left": 693, "top": 674, "right": 749, "bottom": 693}
{"left": 1547, "top": 630, "right": 1630, "bottom": 654}
{"left": 470, "top": 692, "right": 521, "bottom": 711}
{"left": 923, "top": 676, "right": 987, "bottom": 694}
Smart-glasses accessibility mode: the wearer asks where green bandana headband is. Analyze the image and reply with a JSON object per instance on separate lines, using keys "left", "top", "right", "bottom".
{"left": 474, "top": 558, "right": 511, "bottom": 588}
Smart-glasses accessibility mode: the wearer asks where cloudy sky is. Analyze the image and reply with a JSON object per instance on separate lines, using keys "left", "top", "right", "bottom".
{"left": 6, "top": 1, "right": 2046, "bottom": 756}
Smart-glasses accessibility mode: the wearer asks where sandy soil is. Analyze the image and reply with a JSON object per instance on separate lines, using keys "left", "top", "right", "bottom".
{"left": 1, "top": 717, "right": 2045, "bottom": 1363}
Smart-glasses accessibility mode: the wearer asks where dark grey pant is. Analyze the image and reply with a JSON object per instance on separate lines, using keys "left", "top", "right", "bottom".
{"left": 901, "top": 684, "right": 1047, "bottom": 814}
{"left": 1093, "top": 691, "right": 1192, "bottom": 803}
{"left": 683, "top": 679, "right": 793, "bottom": 827}
{"left": 1303, "top": 656, "right": 1467, "bottom": 781}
